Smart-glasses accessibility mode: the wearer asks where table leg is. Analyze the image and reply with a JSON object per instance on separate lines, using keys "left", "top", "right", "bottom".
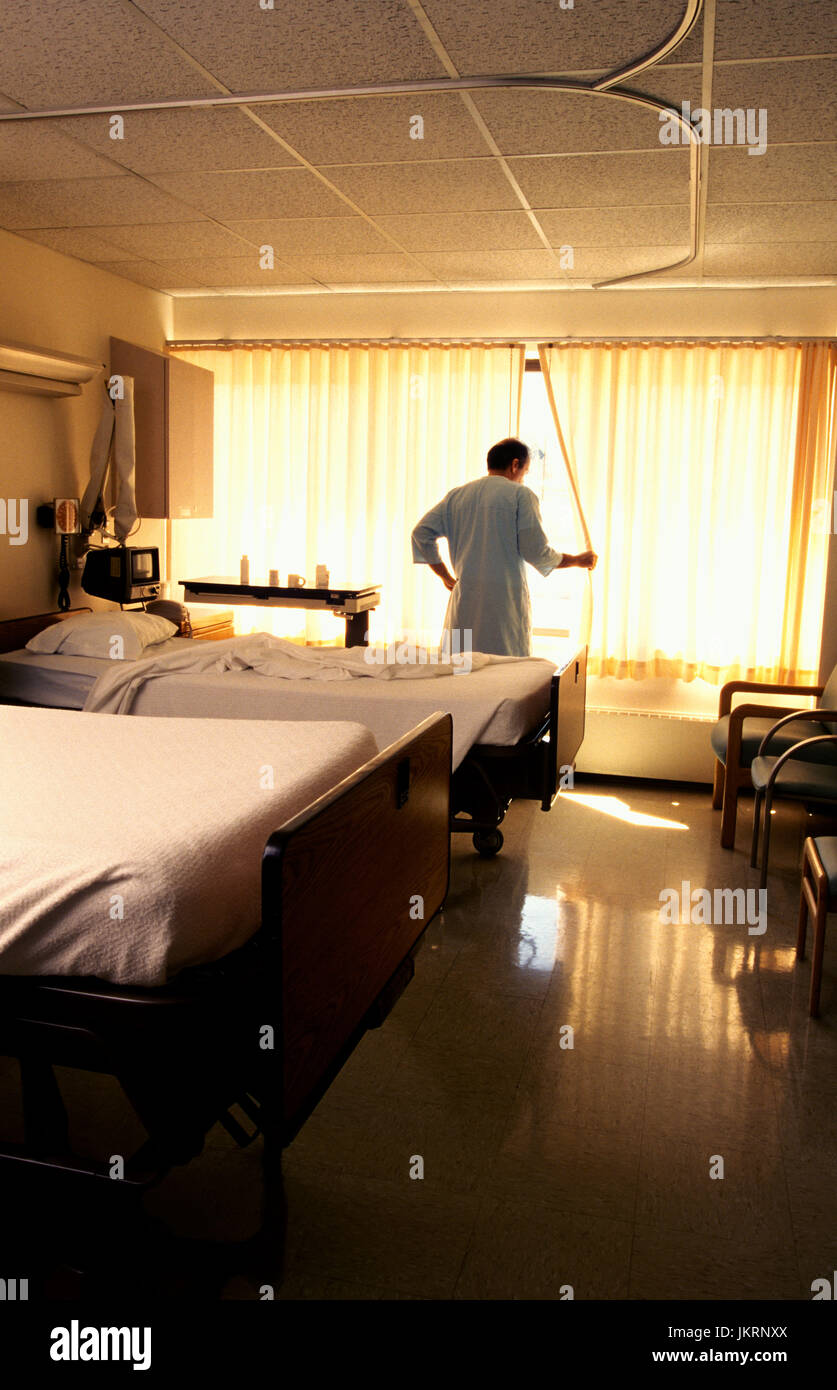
{"left": 345, "top": 611, "right": 369, "bottom": 648}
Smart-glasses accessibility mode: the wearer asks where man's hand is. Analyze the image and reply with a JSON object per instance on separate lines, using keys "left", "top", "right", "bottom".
{"left": 430, "top": 561, "right": 457, "bottom": 590}
{"left": 558, "top": 551, "right": 597, "bottom": 570}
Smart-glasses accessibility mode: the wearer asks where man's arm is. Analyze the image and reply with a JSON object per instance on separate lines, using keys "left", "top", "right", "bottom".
{"left": 412, "top": 499, "right": 456, "bottom": 588}
{"left": 429, "top": 561, "right": 457, "bottom": 591}
{"left": 518, "top": 490, "right": 596, "bottom": 573}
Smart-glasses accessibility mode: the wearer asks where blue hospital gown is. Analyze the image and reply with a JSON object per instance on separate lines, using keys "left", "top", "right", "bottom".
{"left": 411, "top": 475, "right": 564, "bottom": 657}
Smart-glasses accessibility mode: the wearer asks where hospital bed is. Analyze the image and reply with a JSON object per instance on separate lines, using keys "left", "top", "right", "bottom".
{"left": 0, "top": 700, "right": 451, "bottom": 1276}
{"left": 0, "top": 609, "right": 587, "bottom": 856}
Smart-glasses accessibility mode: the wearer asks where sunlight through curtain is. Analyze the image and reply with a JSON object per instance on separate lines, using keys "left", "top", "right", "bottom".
{"left": 538, "top": 341, "right": 837, "bottom": 684}
{"left": 168, "top": 343, "right": 524, "bottom": 643}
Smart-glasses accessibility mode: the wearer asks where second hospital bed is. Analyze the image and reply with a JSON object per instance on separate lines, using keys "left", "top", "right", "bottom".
{"left": 0, "top": 609, "right": 587, "bottom": 855}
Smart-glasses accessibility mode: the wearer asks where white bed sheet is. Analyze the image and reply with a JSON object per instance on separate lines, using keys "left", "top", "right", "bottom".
{"left": 0, "top": 637, "right": 193, "bottom": 709}
{"left": 108, "top": 657, "right": 559, "bottom": 770}
{"left": 0, "top": 706, "right": 378, "bottom": 987}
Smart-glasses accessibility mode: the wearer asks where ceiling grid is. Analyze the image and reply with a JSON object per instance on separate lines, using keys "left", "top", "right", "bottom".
{"left": 0, "top": 0, "right": 831, "bottom": 296}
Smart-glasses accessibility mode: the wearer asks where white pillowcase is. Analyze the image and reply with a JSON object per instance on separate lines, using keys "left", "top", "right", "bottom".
{"left": 26, "top": 611, "right": 177, "bottom": 661}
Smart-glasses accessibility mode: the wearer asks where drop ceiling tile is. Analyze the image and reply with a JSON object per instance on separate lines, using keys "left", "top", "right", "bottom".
{"left": 411, "top": 250, "right": 567, "bottom": 280}
{"left": 373, "top": 210, "right": 543, "bottom": 251}
{"left": 221, "top": 217, "right": 391, "bottom": 254}
{"left": 710, "top": 59, "right": 837, "bottom": 147}
{"left": 536, "top": 205, "right": 690, "bottom": 247}
{"left": 509, "top": 150, "right": 691, "bottom": 209}
{"left": 416, "top": 246, "right": 691, "bottom": 282}
{"left": 16, "top": 227, "right": 136, "bottom": 261}
{"left": 707, "top": 143, "right": 837, "bottom": 204}
{"left": 0, "top": 119, "right": 121, "bottom": 181}
{"left": 421, "top": 0, "right": 689, "bottom": 77}
{"left": 712, "top": 0, "right": 837, "bottom": 61}
{"left": 702, "top": 243, "right": 837, "bottom": 277}
{"left": 0, "top": 0, "right": 217, "bottom": 107}
{"left": 470, "top": 90, "right": 664, "bottom": 157}
{"left": 705, "top": 202, "right": 837, "bottom": 245}
{"left": 620, "top": 64, "right": 704, "bottom": 113}
{"left": 257, "top": 93, "right": 488, "bottom": 166}
{"left": 148, "top": 168, "right": 349, "bottom": 219}
{"left": 272, "top": 253, "right": 437, "bottom": 283}
{"left": 95, "top": 259, "right": 204, "bottom": 291}
{"left": 135, "top": 0, "right": 445, "bottom": 89}
{"left": 573, "top": 246, "right": 693, "bottom": 279}
{"left": 153, "top": 257, "right": 318, "bottom": 287}
{"left": 321, "top": 160, "right": 520, "bottom": 214}
{"left": 58, "top": 108, "right": 299, "bottom": 175}
{"left": 661, "top": 23, "right": 703, "bottom": 66}
{"left": 97, "top": 221, "right": 256, "bottom": 259}
{"left": 0, "top": 174, "right": 196, "bottom": 228}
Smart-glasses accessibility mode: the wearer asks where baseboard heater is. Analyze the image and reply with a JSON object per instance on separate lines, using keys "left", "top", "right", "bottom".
{"left": 575, "top": 707, "right": 715, "bottom": 783}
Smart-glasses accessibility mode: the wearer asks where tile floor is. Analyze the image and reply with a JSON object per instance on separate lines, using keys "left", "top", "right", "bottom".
{"left": 266, "top": 781, "right": 837, "bottom": 1301}
{"left": 4, "top": 776, "right": 836, "bottom": 1301}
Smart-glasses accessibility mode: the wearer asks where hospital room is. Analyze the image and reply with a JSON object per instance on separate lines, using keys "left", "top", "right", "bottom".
{"left": 0, "top": 0, "right": 835, "bottom": 1364}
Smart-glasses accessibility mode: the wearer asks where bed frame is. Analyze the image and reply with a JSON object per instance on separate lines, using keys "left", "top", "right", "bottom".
{"left": 0, "top": 605, "right": 93, "bottom": 653}
{"left": 452, "top": 645, "right": 587, "bottom": 856}
{"left": 0, "top": 712, "right": 451, "bottom": 1284}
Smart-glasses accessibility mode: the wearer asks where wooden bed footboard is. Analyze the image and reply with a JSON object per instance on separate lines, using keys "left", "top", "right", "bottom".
{"left": 0, "top": 713, "right": 452, "bottom": 1208}
{"left": 264, "top": 710, "right": 452, "bottom": 1141}
{"left": 451, "top": 645, "right": 587, "bottom": 855}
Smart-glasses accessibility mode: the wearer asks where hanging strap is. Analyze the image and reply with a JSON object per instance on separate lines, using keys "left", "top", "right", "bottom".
{"left": 79, "top": 393, "right": 115, "bottom": 533}
{"left": 79, "top": 378, "right": 139, "bottom": 541}
{"left": 112, "top": 375, "right": 138, "bottom": 542}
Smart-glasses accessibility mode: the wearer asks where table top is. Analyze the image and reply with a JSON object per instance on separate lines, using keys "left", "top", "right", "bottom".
{"left": 181, "top": 577, "right": 381, "bottom": 599}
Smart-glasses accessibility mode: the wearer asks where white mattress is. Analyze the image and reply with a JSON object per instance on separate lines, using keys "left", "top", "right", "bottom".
{"left": 0, "top": 706, "right": 378, "bottom": 987}
{"left": 0, "top": 637, "right": 193, "bottom": 709}
{"left": 100, "top": 651, "right": 562, "bottom": 770}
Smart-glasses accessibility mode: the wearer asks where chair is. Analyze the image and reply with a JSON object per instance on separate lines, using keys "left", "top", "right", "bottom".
{"left": 711, "top": 665, "right": 837, "bottom": 848}
{"left": 750, "top": 724, "right": 837, "bottom": 887}
{"left": 797, "top": 836, "right": 837, "bottom": 1017}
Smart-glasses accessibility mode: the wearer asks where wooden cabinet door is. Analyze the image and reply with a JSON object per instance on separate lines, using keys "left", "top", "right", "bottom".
{"left": 167, "top": 355, "right": 213, "bottom": 519}
{"left": 109, "top": 338, "right": 214, "bottom": 519}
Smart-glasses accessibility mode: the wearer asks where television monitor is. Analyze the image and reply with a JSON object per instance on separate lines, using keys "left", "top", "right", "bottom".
{"left": 82, "top": 547, "right": 161, "bottom": 604}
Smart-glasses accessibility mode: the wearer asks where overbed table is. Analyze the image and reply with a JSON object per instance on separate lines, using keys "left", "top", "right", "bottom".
{"left": 180, "top": 577, "right": 382, "bottom": 647}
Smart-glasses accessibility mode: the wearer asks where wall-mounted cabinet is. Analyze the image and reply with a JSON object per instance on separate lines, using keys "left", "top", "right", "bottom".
{"left": 110, "top": 337, "right": 213, "bottom": 519}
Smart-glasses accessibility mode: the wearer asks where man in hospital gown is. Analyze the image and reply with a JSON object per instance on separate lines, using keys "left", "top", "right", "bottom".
{"left": 411, "top": 437, "right": 597, "bottom": 657}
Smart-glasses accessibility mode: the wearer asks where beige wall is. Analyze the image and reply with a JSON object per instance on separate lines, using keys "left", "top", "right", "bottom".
{"left": 0, "top": 230, "right": 173, "bottom": 619}
{"left": 172, "top": 284, "right": 837, "bottom": 343}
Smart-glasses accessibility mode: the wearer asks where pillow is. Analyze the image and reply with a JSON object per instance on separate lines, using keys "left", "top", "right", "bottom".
{"left": 26, "top": 610, "right": 177, "bottom": 661}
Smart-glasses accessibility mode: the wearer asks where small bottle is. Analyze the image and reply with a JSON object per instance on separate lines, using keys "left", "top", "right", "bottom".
{"left": 316, "top": 564, "right": 330, "bottom": 588}
{"left": 240, "top": 555, "right": 250, "bottom": 585}
{"left": 268, "top": 568, "right": 280, "bottom": 587}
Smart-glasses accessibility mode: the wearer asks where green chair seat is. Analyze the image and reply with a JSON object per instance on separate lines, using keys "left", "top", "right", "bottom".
{"left": 751, "top": 755, "right": 837, "bottom": 798}
{"left": 711, "top": 716, "right": 835, "bottom": 767}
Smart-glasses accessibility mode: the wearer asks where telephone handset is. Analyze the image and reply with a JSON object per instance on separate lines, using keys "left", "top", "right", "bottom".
{"left": 145, "top": 598, "right": 192, "bottom": 637}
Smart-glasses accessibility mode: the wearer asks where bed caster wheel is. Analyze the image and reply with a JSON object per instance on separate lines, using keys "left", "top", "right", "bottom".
{"left": 473, "top": 829, "right": 503, "bottom": 857}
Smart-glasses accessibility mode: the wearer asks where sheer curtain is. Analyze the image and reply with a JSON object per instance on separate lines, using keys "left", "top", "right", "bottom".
{"left": 168, "top": 343, "right": 524, "bottom": 643}
{"left": 538, "top": 341, "right": 837, "bottom": 684}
